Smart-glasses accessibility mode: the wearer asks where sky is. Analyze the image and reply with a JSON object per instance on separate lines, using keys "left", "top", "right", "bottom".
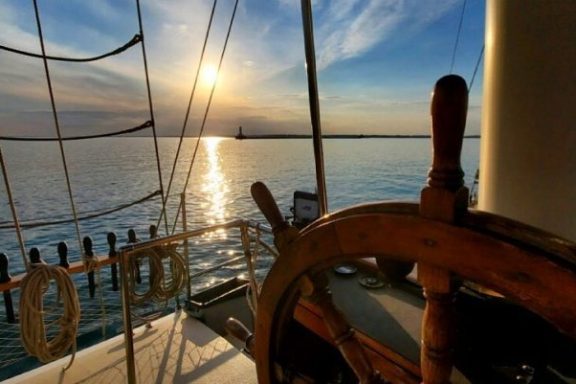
{"left": 0, "top": 0, "right": 485, "bottom": 138}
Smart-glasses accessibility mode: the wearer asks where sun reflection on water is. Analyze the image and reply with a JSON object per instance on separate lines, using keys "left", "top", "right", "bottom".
{"left": 201, "top": 137, "right": 229, "bottom": 230}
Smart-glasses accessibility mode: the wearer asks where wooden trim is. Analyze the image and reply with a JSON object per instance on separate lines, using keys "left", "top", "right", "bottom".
{"left": 0, "top": 256, "right": 117, "bottom": 292}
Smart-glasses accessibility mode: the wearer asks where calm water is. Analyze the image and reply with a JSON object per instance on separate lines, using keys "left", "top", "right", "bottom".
{"left": 0, "top": 137, "right": 480, "bottom": 274}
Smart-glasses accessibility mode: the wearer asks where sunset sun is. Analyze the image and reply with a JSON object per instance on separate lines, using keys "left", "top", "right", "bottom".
{"left": 201, "top": 64, "right": 218, "bottom": 87}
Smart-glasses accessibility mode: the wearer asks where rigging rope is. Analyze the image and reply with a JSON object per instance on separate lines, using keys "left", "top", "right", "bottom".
{"left": 0, "top": 34, "right": 141, "bottom": 62}
{"left": 449, "top": 0, "right": 467, "bottom": 73}
{"left": 19, "top": 264, "right": 80, "bottom": 366}
{"left": 468, "top": 44, "right": 484, "bottom": 93}
{"left": 156, "top": 0, "right": 218, "bottom": 231}
{"left": 32, "top": 0, "right": 84, "bottom": 264}
{"left": 0, "top": 147, "right": 29, "bottom": 271}
{"left": 0, "top": 190, "right": 161, "bottom": 230}
{"left": 135, "top": 0, "right": 169, "bottom": 236}
{"left": 0, "top": 120, "right": 152, "bottom": 142}
{"left": 170, "top": 0, "right": 240, "bottom": 234}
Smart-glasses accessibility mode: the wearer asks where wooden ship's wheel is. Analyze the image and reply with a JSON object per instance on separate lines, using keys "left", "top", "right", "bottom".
{"left": 251, "top": 75, "right": 576, "bottom": 383}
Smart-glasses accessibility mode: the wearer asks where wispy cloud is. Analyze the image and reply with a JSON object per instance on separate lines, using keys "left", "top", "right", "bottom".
{"left": 315, "top": 0, "right": 460, "bottom": 69}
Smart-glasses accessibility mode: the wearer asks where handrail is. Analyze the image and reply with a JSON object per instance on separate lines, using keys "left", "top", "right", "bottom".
{"left": 120, "top": 219, "right": 270, "bottom": 253}
{"left": 0, "top": 220, "right": 273, "bottom": 293}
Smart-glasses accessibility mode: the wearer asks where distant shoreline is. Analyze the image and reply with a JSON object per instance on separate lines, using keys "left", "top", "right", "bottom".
{"left": 232, "top": 134, "right": 481, "bottom": 139}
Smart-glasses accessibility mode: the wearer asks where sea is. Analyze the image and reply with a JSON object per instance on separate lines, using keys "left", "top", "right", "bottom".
{"left": 0, "top": 137, "right": 480, "bottom": 376}
{"left": 0, "top": 137, "right": 480, "bottom": 275}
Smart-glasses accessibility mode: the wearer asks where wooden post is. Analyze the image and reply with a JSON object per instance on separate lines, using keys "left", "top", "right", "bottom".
{"left": 29, "top": 247, "right": 44, "bottom": 266}
{"left": 83, "top": 236, "right": 96, "bottom": 298}
{"left": 57, "top": 241, "right": 69, "bottom": 268}
{"left": 418, "top": 74, "right": 468, "bottom": 384}
{"left": 107, "top": 232, "right": 119, "bottom": 291}
{"left": 127, "top": 229, "right": 141, "bottom": 284}
{"left": 0, "top": 253, "right": 15, "bottom": 323}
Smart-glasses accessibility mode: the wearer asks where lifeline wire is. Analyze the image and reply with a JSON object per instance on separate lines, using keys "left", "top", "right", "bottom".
{"left": 19, "top": 264, "right": 80, "bottom": 367}
{"left": 156, "top": 0, "right": 218, "bottom": 231}
{"left": 170, "top": 0, "right": 240, "bottom": 234}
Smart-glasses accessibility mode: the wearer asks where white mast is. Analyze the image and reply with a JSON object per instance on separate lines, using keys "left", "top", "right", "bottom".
{"left": 478, "top": 0, "right": 576, "bottom": 241}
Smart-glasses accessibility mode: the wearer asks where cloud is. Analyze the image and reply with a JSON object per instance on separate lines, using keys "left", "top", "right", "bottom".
{"left": 316, "top": 0, "right": 460, "bottom": 69}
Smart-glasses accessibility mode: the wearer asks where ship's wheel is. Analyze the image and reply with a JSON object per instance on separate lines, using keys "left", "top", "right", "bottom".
{"left": 251, "top": 76, "right": 576, "bottom": 383}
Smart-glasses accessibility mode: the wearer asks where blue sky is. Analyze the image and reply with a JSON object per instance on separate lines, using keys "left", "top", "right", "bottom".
{"left": 0, "top": 0, "right": 485, "bottom": 137}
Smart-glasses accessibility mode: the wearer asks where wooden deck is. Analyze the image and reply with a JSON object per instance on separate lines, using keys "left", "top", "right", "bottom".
{"left": 5, "top": 311, "right": 256, "bottom": 384}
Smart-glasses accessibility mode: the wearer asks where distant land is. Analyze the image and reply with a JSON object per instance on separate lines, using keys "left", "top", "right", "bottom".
{"left": 231, "top": 134, "right": 481, "bottom": 139}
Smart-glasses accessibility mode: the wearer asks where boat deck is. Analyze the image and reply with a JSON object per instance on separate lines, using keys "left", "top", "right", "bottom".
{"left": 5, "top": 311, "right": 256, "bottom": 384}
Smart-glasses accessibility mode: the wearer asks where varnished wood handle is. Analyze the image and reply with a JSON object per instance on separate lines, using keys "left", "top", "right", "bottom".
{"left": 225, "top": 317, "right": 254, "bottom": 356}
{"left": 251, "top": 181, "right": 287, "bottom": 233}
{"left": 429, "top": 75, "right": 468, "bottom": 190}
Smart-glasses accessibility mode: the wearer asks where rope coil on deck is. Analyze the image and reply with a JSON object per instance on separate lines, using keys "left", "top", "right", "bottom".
{"left": 19, "top": 264, "right": 80, "bottom": 364}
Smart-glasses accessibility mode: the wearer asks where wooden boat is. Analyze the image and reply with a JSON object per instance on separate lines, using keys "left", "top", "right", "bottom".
{"left": 1, "top": 1, "right": 575, "bottom": 383}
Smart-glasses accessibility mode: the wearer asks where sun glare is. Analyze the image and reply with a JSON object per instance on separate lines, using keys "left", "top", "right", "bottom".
{"left": 201, "top": 65, "right": 219, "bottom": 87}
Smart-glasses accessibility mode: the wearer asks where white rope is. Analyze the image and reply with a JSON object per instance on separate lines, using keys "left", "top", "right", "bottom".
{"left": 19, "top": 264, "right": 80, "bottom": 367}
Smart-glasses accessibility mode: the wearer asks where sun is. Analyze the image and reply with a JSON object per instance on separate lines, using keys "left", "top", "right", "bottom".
{"left": 201, "top": 64, "right": 219, "bottom": 87}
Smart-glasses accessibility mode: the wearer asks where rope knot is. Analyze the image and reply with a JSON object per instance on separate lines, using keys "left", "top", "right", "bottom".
{"left": 84, "top": 255, "right": 101, "bottom": 273}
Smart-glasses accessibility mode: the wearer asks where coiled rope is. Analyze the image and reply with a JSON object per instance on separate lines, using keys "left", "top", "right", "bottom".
{"left": 19, "top": 264, "right": 80, "bottom": 366}
{"left": 153, "top": 247, "right": 187, "bottom": 302}
{"left": 128, "top": 247, "right": 187, "bottom": 305}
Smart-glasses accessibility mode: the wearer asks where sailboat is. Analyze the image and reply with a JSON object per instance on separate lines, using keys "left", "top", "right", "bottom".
{"left": 1, "top": 0, "right": 575, "bottom": 383}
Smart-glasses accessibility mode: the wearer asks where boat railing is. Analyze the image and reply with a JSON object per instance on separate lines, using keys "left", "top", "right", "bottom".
{"left": 0, "top": 219, "right": 275, "bottom": 380}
